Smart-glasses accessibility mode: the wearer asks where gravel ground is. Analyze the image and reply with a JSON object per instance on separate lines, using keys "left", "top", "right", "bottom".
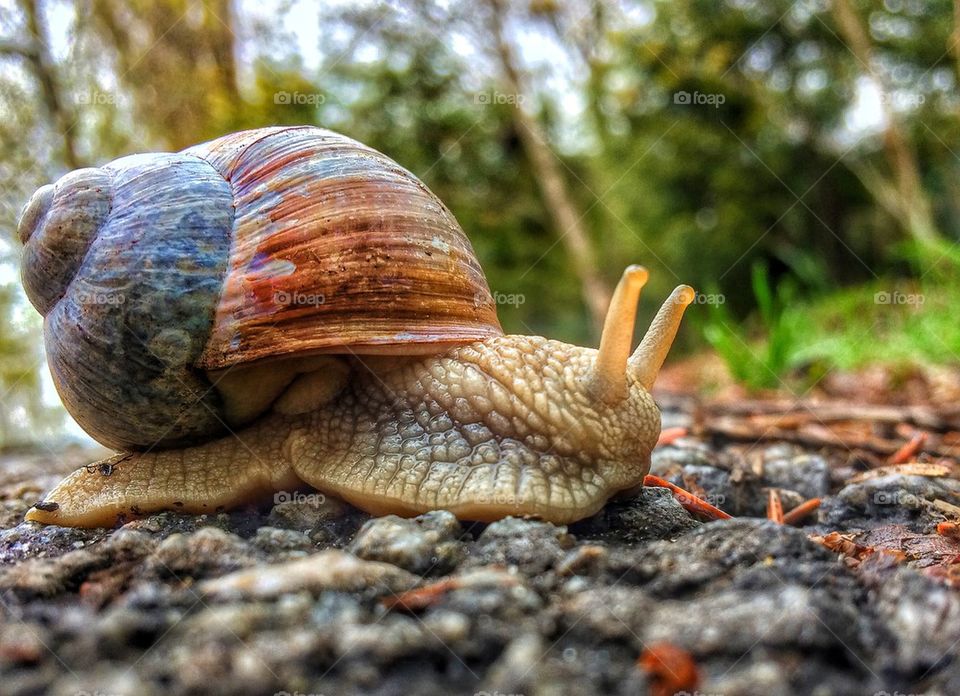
{"left": 1, "top": 407, "right": 959, "bottom": 696}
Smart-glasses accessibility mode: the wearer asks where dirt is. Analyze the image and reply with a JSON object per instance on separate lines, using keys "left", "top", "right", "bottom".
{"left": 0, "top": 399, "right": 958, "bottom": 696}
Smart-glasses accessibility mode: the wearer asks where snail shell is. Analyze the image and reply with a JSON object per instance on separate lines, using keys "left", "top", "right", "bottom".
{"left": 17, "top": 126, "right": 502, "bottom": 451}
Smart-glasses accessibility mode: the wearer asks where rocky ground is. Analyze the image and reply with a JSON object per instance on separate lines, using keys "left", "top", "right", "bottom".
{"left": 1, "top": 401, "right": 959, "bottom": 696}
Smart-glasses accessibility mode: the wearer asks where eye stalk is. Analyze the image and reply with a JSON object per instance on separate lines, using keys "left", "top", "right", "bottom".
{"left": 590, "top": 266, "right": 694, "bottom": 402}
{"left": 630, "top": 284, "right": 696, "bottom": 389}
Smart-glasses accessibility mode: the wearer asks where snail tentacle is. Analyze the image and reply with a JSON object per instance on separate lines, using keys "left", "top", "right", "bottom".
{"left": 630, "top": 285, "right": 696, "bottom": 390}
{"left": 590, "top": 264, "right": 648, "bottom": 403}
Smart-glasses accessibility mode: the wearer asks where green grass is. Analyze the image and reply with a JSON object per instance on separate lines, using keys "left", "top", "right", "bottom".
{"left": 790, "top": 278, "right": 960, "bottom": 371}
{"left": 697, "top": 260, "right": 960, "bottom": 391}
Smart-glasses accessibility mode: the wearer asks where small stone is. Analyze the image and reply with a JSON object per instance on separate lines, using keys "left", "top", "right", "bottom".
{"left": 197, "top": 549, "right": 419, "bottom": 600}
{"left": 147, "top": 526, "right": 257, "bottom": 578}
{"left": 482, "top": 631, "right": 544, "bottom": 693}
{"left": 555, "top": 544, "right": 609, "bottom": 576}
{"left": 468, "top": 516, "right": 575, "bottom": 575}
{"left": 0, "top": 528, "right": 155, "bottom": 600}
{"left": 348, "top": 510, "right": 464, "bottom": 575}
{"left": 763, "top": 451, "right": 831, "bottom": 499}
{"left": 573, "top": 487, "right": 700, "bottom": 543}
{"left": 820, "top": 474, "right": 960, "bottom": 532}
{"left": 268, "top": 494, "right": 349, "bottom": 531}
{"left": 251, "top": 526, "right": 314, "bottom": 556}
{"left": 650, "top": 439, "right": 720, "bottom": 473}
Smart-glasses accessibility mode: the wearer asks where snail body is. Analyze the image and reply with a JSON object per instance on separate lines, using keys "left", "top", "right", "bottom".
{"left": 18, "top": 126, "right": 692, "bottom": 528}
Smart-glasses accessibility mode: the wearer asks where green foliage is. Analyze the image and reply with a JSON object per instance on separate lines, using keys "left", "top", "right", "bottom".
{"left": 785, "top": 277, "right": 960, "bottom": 372}
{"left": 702, "top": 262, "right": 804, "bottom": 390}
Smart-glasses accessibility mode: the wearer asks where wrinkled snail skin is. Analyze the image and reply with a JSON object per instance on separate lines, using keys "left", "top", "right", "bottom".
{"left": 18, "top": 126, "right": 694, "bottom": 528}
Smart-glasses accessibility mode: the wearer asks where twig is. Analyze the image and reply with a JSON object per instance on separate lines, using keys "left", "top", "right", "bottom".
{"left": 643, "top": 475, "right": 732, "bottom": 521}
{"left": 767, "top": 489, "right": 784, "bottom": 524}
{"left": 656, "top": 427, "right": 688, "bottom": 447}
{"left": 888, "top": 433, "right": 926, "bottom": 464}
{"left": 783, "top": 498, "right": 821, "bottom": 525}
{"left": 703, "top": 399, "right": 960, "bottom": 432}
{"left": 701, "top": 418, "right": 957, "bottom": 458}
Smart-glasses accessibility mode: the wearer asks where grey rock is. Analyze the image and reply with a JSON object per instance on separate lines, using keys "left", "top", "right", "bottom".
{"left": 267, "top": 494, "right": 350, "bottom": 531}
{"left": 762, "top": 450, "right": 831, "bottom": 499}
{"left": 197, "top": 549, "right": 420, "bottom": 600}
{"left": 820, "top": 474, "right": 960, "bottom": 532}
{"left": 1, "top": 441, "right": 957, "bottom": 696}
{"left": 467, "top": 516, "right": 576, "bottom": 575}
{"left": 572, "top": 486, "right": 700, "bottom": 542}
{"left": 145, "top": 526, "right": 257, "bottom": 579}
{"left": 348, "top": 510, "right": 464, "bottom": 575}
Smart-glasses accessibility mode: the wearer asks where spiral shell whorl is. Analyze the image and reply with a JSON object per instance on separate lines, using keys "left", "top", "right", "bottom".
{"left": 18, "top": 168, "right": 113, "bottom": 315}
{"left": 33, "top": 154, "right": 235, "bottom": 450}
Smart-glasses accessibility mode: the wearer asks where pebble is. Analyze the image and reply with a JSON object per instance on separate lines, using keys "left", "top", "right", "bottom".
{"left": 147, "top": 526, "right": 257, "bottom": 578}
{"left": 467, "top": 516, "right": 576, "bottom": 574}
{"left": 268, "top": 495, "right": 350, "bottom": 531}
{"left": 762, "top": 449, "right": 831, "bottom": 499}
{"left": 347, "top": 510, "right": 464, "bottom": 575}
{"left": 197, "top": 549, "right": 419, "bottom": 600}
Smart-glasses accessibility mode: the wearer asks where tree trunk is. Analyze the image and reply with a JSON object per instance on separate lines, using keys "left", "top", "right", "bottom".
{"left": 19, "top": 0, "right": 81, "bottom": 168}
{"left": 831, "top": 0, "right": 940, "bottom": 245}
{"left": 486, "top": 0, "right": 611, "bottom": 333}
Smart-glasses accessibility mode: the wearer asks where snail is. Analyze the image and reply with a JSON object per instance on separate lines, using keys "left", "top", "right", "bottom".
{"left": 17, "top": 125, "right": 693, "bottom": 528}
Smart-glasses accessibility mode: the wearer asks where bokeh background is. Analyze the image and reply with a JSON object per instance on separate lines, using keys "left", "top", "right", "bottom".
{"left": 0, "top": 0, "right": 957, "bottom": 448}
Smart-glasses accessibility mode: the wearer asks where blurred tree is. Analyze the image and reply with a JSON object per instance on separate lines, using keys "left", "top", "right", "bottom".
{"left": 0, "top": 0, "right": 71, "bottom": 447}
{"left": 86, "top": 0, "right": 242, "bottom": 148}
{"left": 1, "top": 0, "right": 959, "bottom": 442}
{"left": 486, "top": 0, "right": 610, "bottom": 332}
{"left": 831, "top": 0, "right": 939, "bottom": 245}
{"left": 0, "top": 0, "right": 81, "bottom": 168}
{"left": 593, "top": 0, "right": 958, "bottom": 312}
{"left": 307, "top": 0, "right": 599, "bottom": 342}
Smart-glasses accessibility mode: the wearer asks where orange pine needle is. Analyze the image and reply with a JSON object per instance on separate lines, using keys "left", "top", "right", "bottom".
{"left": 381, "top": 579, "right": 459, "bottom": 612}
{"left": 936, "top": 521, "right": 960, "bottom": 539}
{"left": 656, "top": 427, "right": 688, "bottom": 447}
{"left": 643, "top": 474, "right": 732, "bottom": 521}
{"left": 888, "top": 432, "right": 926, "bottom": 465}
{"left": 767, "top": 488, "right": 785, "bottom": 524}
{"left": 637, "top": 642, "right": 700, "bottom": 696}
{"left": 783, "top": 497, "right": 821, "bottom": 525}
